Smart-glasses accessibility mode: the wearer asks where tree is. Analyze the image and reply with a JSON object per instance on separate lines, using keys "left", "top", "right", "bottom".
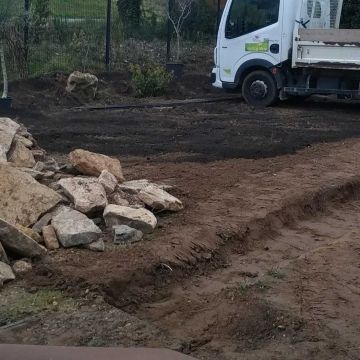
{"left": 168, "top": 0, "right": 196, "bottom": 62}
{"left": 0, "top": 1, "right": 13, "bottom": 99}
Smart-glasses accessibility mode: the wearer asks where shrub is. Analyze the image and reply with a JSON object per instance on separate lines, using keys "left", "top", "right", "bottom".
{"left": 130, "top": 64, "right": 173, "bottom": 97}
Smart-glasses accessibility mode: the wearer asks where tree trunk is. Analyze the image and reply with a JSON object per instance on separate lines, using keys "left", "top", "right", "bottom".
{"left": 176, "top": 33, "right": 181, "bottom": 62}
{"left": 0, "top": 45, "right": 8, "bottom": 99}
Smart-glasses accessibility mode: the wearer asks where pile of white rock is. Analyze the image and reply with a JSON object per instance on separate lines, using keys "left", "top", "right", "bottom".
{"left": 0, "top": 117, "right": 183, "bottom": 287}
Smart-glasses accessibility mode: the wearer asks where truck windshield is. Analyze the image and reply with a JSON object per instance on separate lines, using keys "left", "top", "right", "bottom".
{"left": 225, "top": 0, "right": 280, "bottom": 39}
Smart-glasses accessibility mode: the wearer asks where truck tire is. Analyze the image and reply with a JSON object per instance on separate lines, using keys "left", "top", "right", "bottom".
{"left": 242, "top": 70, "right": 279, "bottom": 107}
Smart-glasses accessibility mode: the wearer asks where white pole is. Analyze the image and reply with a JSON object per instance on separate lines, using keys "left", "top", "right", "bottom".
{"left": 0, "top": 44, "right": 8, "bottom": 99}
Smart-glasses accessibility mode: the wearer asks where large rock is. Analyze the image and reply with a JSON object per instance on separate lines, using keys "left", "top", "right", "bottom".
{"left": 98, "top": 170, "right": 118, "bottom": 194}
{"left": 15, "top": 224, "right": 43, "bottom": 243}
{"left": 58, "top": 177, "right": 108, "bottom": 214}
{"left": 52, "top": 207, "right": 102, "bottom": 248}
{"left": 66, "top": 71, "right": 98, "bottom": 97}
{"left": 119, "top": 179, "right": 172, "bottom": 193}
{"left": 69, "top": 149, "right": 124, "bottom": 182}
{"left": 0, "top": 164, "right": 62, "bottom": 227}
{"left": 0, "top": 218, "right": 47, "bottom": 258}
{"left": 103, "top": 205, "right": 157, "bottom": 234}
{"left": 119, "top": 179, "right": 183, "bottom": 212}
{"left": 0, "top": 241, "right": 9, "bottom": 264}
{"left": 0, "top": 262, "right": 15, "bottom": 285}
{"left": 0, "top": 118, "right": 20, "bottom": 163}
{"left": 138, "top": 185, "right": 183, "bottom": 212}
{"left": 8, "top": 139, "right": 36, "bottom": 168}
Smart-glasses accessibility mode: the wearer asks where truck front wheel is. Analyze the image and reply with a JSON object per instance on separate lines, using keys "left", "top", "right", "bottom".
{"left": 242, "top": 70, "right": 279, "bottom": 107}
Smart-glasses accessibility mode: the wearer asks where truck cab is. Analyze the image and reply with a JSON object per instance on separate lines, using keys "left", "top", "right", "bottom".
{"left": 212, "top": 0, "right": 360, "bottom": 106}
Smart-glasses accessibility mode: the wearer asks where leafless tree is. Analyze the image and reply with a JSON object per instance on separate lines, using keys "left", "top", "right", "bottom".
{"left": 167, "top": 0, "right": 195, "bottom": 62}
{"left": 0, "top": 1, "right": 13, "bottom": 99}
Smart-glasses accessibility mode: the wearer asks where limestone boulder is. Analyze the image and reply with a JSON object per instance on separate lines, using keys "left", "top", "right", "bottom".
{"left": 138, "top": 185, "right": 183, "bottom": 212}
{"left": 58, "top": 177, "right": 108, "bottom": 214}
{"left": 15, "top": 224, "right": 43, "bottom": 243}
{"left": 66, "top": 71, "right": 98, "bottom": 97}
{"left": 98, "top": 170, "right": 118, "bottom": 194}
{"left": 52, "top": 207, "right": 102, "bottom": 248}
{"left": 8, "top": 139, "right": 36, "bottom": 168}
{"left": 0, "top": 164, "right": 62, "bottom": 227}
{"left": 69, "top": 149, "right": 124, "bottom": 182}
{"left": 119, "top": 179, "right": 172, "bottom": 193}
{"left": 103, "top": 205, "right": 157, "bottom": 234}
{"left": 119, "top": 179, "right": 183, "bottom": 212}
{"left": 0, "top": 117, "right": 20, "bottom": 163}
{"left": 0, "top": 262, "right": 15, "bottom": 286}
{"left": 0, "top": 218, "right": 47, "bottom": 258}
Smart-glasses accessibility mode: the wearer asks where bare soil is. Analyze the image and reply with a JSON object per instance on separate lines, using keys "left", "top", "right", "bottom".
{"left": 1, "top": 74, "right": 360, "bottom": 359}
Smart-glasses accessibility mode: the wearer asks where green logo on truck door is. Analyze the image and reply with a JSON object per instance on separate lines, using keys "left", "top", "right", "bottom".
{"left": 245, "top": 39, "right": 269, "bottom": 52}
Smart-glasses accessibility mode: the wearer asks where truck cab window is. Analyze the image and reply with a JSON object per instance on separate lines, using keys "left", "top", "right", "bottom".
{"left": 225, "top": 0, "right": 280, "bottom": 39}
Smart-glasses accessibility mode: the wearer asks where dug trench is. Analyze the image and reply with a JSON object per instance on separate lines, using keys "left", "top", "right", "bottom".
{"left": 7, "top": 139, "right": 359, "bottom": 360}
{"left": 100, "top": 178, "right": 360, "bottom": 359}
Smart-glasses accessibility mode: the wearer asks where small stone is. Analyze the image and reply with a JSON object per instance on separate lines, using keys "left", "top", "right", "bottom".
{"left": 98, "top": 170, "right": 118, "bottom": 194}
{"left": 113, "top": 225, "right": 143, "bottom": 245}
{"left": 31, "top": 149, "right": 46, "bottom": 161}
{"left": 8, "top": 139, "right": 36, "bottom": 168}
{"left": 12, "top": 260, "right": 32, "bottom": 274}
{"left": 52, "top": 207, "right": 102, "bottom": 248}
{"left": 32, "top": 212, "right": 54, "bottom": 233}
{"left": 15, "top": 134, "right": 33, "bottom": 148}
{"left": 57, "top": 177, "right": 108, "bottom": 214}
{"left": 15, "top": 224, "right": 43, "bottom": 243}
{"left": 0, "top": 261, "right": 15, "bottom": 285}
{"left": 42, "top": 225, "right": 60, "bottom": 250}
{"left": 83, "top": 239, "right": 105, "bottom": 252}
{"left": 103, "top": 205, "right": 157, "bottom": 234}
{"left": 108, "top": 191, "right": 130, "bottom": 207}
{"left": 33, "top": 161, "right": 46, "bottom": 172}
{"left": 44, "top": 158, "right": 60, "bottom": 172}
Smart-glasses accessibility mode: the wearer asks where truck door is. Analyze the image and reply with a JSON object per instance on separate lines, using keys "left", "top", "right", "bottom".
{"left": 219, "top": 0, "right": 283, "bottom": 83}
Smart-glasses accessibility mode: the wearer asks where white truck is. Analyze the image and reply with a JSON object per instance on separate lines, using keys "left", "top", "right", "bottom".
{"left": 212, "top": 0, "right": 360, "bottom": 106}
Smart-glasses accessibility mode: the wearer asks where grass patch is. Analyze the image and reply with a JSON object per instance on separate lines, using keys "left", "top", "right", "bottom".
{"left": 267, "top": 267, "right": 286, "bottom": 280}
{"left": 0, "top": 288, "right": 76, "bottom": 326}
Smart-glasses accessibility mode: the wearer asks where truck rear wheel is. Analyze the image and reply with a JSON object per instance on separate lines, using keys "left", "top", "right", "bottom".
{"left": 242, "top": 70, "right": 279, "bottom": 107}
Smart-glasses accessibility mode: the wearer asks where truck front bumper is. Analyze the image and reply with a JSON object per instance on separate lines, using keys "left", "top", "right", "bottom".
{"left": 211, "top": 67, "right": 223, "bottom": 89}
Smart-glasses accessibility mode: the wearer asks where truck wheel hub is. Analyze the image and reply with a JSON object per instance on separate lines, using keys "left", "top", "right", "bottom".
{"left": 250, "top": 80, "right": 268, "bottom": 99}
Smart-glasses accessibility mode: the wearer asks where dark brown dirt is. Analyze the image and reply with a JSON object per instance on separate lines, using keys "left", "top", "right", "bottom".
{"left": 2, "top": 74, "right": 360, "bottom": 359}
{"left": 2, "top": 73, "right": 360, "bottom": 161}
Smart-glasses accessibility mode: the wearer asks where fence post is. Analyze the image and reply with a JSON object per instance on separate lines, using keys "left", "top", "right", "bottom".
{"left": 24, "top": 0, "right": 30, "bottom": 66}
{"left": 166, "top": 0, "right": 173, "bottom": 62}
{"left": 105, "top": 0, "right": 112, "bottom": 72}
